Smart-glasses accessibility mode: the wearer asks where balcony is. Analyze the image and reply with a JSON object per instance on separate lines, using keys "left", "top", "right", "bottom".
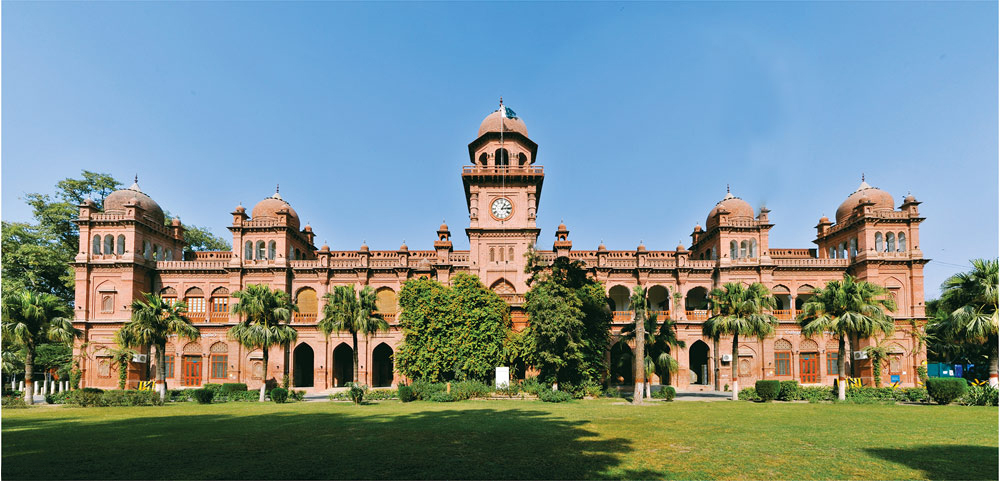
{"left": 294, "top": 313, "right": 318, "bottom": 323}
{"left": 772, "top": 309, "right": 794, "bottom": 321}
{"left": 209, "top": 311, "right": 229, "bottom": 322}
{"left": 612, "top": 311, "right": 632, "bottom": 323}
{"left": 376, "top": 312, "right": 397, "bottom": 324}
{"left": 188, "top": 311, "right": 208, "bottom": 322}
{"left": 685, "top": 310, "right": 709, "bottom": 321}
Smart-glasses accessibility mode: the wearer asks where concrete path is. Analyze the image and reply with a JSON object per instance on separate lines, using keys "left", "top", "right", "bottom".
{"left": 672, "top": 390, "right": 732, "bottom": 402}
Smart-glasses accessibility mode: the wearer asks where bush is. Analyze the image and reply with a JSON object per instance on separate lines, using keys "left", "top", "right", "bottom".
{"left": 365, "top": 389, "right": 397, "bottom": 401}
{"left": 799, "top": 386, "right": 835, "bottom": 403}
{"left": 755, "top": 380, "right": 780, "bottom": 401}
{"left": 398, "top": 384, "right": 416, "bottom": 402}
{"left": 270, "top": 387, "right": 289, "bottom": 403}
{"left": 193, "top": 388, "right": 214, "bottom": 404}
{"left": 538, "top": 389, "right": 572, "bottom": 403}
{"left": 651, "top": 386, "right": 676, "bottom": 401}
{"left": 577, "top": 381, "right": 603, "bottom": 399}
{"left": 451, "top": 380, "right": 492, "bottom": 401}
{"left": 738, "top": 387, "right": 760, "bottom": 401}
{"left": 221, "top": 383, "right": 248, "bottom": 393}
{"left": 100, "top": 390, "right": 162, "bottom": 407}
{"left": 521, "top": 376, "right": 545, "bottom": 396}
{"left": 217, "top": 390, "right": 258, "bottom": 402}
{"left": 348, "top": 383, "right": 368, "bottom": 404}
{"left": 168, "top": 389, "right": 194, "bottom": 402}
{"left": 901, "top": 387, "right": 928, "bottom": 403}
{"left": 845, "top": 387, "right": 896, "bottom": 403}
{"left": 496, "top": 382, "right": 522, "bottom": 398}
{"left": 67, "top": 389, "right": 103, "bottom": 407}
{"left": 778, "top": 381, "right": 801, "bottom": 401}
{"left": 960, "top": 384, "right": 999, "bottom": 406}
{"left": 410, "top": 381, "right": 446, "bottom": 401}
{"left": 2, "top": 395, "right": 28, "bottom": 408}
{"left": 290, "top": 390, "right": 306, "bottom": 401}
{"left": 81, "top": 387, "right": 104, "bottom": 394}
{"left": 430, "top": 391, "right": 456, "bottom": 402}
{"left": 926, "top": 377, "right": 968, "bottom": 405}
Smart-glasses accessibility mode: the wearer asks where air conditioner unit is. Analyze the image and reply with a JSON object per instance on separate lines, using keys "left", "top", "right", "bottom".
{"left": 721, "top": 354, "right": 733, "bottom": 362}
{"left": 853, "top": 351, "right": 868, "bottom": 360}
{"left": 132, "top": 354, "right": 148, "bottom": 363}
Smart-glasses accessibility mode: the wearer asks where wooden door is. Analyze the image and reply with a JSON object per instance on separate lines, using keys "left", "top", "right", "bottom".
{"left": 182, "top": 356, "right": 202, "bottom": 386}
{"left": 800, "top": 353, "right": 819, "bottom": 383}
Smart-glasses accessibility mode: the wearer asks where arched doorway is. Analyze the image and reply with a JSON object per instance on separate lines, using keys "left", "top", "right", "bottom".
{"left": 333, "top": 344, "right": 354, "bottom": 387}
{"left": 371, "top": 343, "right": 394, "bottom": 387}
{"left": 609, "top": 285, "right": 631, "bottom": 311}
{"left": 648, "top": 285, "right": 670, "bottom": 312}
{"left": 293, "top": 343, "right": 314, "bottom": 387}
{"left": 610, "top": 341, "right": 634, "bottom": 385}
{"left": 688, "top": 340, "right": 710, "bottom": 385}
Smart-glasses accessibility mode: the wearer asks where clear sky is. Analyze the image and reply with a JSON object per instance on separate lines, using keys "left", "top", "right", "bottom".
{"left": 3, "top": 2, "right": 996, "bottom": 298}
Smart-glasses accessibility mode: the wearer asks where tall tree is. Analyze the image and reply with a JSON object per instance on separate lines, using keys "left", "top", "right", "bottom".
{"left": 617, "top": 311, "right": 685, "bottom": 398}
{"left": 799, "top": 275, "right": 896, "bottom": 400}
{"left": 318, "top": 285, "right": 389, "bottom": 385}
{"left": 931, "top": 259, "right": 998, "bottom": 386}
{"left": 703, "top": 282, "right": 778, "bottom": 400}
{"left": 117, "top": 293, "right": 200, "bottom": 400}
{"left": 229, "top": 284, "right": 298, "bottom": 401}
{"left": 1, "top": 291, "right": 80, "bottom": 404}
{"left": 629, "top": 286, "right": 648, "bottom": 403}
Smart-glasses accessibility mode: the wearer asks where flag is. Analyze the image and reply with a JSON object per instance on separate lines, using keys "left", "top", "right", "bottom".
{"left": 503, "top": 106, "right": 518, "bottom": 119}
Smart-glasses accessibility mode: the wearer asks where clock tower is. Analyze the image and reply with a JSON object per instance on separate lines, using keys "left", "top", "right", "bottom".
{"left": 464, "top": 102, "right": 544, "bottom": 295}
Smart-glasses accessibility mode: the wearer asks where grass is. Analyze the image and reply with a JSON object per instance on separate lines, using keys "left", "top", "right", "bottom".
{"left": 2, "top": 399, "right": 997, "bottom": 480}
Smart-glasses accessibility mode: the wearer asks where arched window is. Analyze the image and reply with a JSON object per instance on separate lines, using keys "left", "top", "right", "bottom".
{"left": 828, "top": 247, "right": 836, "bottom": 259}
{"left": 499, "top": 247, "right": 504, "bottom": 262}
{"left": 494, "top": 148, "right": 509, "bottom": 167}
{"left": 739, "top": 240, "right": 748, "bottom": 259}
{"left": 184, "top": 287, "right": 206, "bottom": 321}
{"left": 509, "top": 247, "right": 514, "bottom": 261}
{"left": 730, "top": 240, "right": 737, "bottom": 259}
{"left": 478, "top": 153, "right": 488, "bottom": 165}
{"left": 838, "top": 242, "right": 846, "bottom": 259}
{"left": 268, "top": 241, "right": 276, "bottom": 260}
{"left": 165, "top": 249, "right": 173, "bottom": 261}
{"left": 294, "top": 248, "right": 300, "bottom": 260}
{"left": 849, "top": 238, "right": 857, "bottom": 259}
{"left": 104, "top": 235, "right": 114, "bottom": 255}
{"left": 155, "top": 245, "right": 164, "bottom": 260}
{"left": 897, "top": 232, "right": 906, "bottom": 252}
{"left": 710, "top": 247, "right": 717, "bottom": 260}
{"left": 875, "top": 232, "right": 883, "bottom": 253}
{"left": 245, "top": 241, "right": 253, "bottom": 260}
{"left": 490, "top": 248, "right": 495, "bottom": 262}
{"left": 886, "top": 232, "right": 895, "bottom": 252}
{"left": 143, "top": 241, "right": 152, "bottom": 260}
{"left": 518, "top": 152, "right": 527, "bottom": 165}
{"left": 256, "top": 241, "right": 266, "bottom": 260}
{"left": 92, "top": 235, "right": 102, "bottom": 254}
{"left": 749, "top": 238, "right": 757, "bottom": 258}
{"left": 116, "top": 235, "right": 125, "bottom": 255}
{"left": 209, "top": 343, "right": 228, "bottom": 379}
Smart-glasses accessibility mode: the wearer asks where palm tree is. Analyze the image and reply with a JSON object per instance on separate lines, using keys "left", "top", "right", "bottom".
{"left": 108, "top": 331, "right": 138, "bottom": 390}
{"left": 934, "top": 259, "right": 998, "bottom": 386}
{"left": 617, "top": 311, "right": 685, "bottom": 398}
{"left": 1, "top": 291, "right": 80, "bottom": 404}
{"left": 702, "top": 282, "right": 778, "bottom": 400}
{"left": 118, "top": 293, "right": 200, "bottom": 400}
{"left": 629, "top": 286, "right": 648, "bottom": 404}
{"left": 799, "top": 275, "right": 896, "bottom": 400}
{"left": 862, "top": 337, "right": 894, "bottom": 387}
{"left": 229, "top": 284, "right": 298, "bottom": 401}
{"left": 318, "top": 285, "right": 388, "bottom": 385}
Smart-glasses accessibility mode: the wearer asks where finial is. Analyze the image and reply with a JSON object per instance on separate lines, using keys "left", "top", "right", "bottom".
{"left": 499, "top": 96, "right": 503, "bottom": 108}
{"left": 726, "top": 183, "right": 730, "bottom": 194}
{"left": 134, "top": 174, "right": 138, "bottom": 184}
{"left": 861, "top": 173, "right": 865, "bottom": 182}
{"left": 276, "top": 183, "right": 280, "bottom": 194}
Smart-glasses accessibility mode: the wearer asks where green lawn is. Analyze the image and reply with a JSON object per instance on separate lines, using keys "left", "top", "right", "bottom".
{"left": 2, "top": 399, "right": 997, "bottom": 480}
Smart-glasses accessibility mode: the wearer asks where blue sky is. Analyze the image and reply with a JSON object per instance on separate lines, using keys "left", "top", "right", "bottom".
{"left": 3, "top": 2, "right": 996, "bottom": 297}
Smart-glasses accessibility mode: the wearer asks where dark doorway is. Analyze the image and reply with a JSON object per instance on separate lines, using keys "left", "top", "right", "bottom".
{"left": 610, "top": 342, "right": 634, "bottom": 385}
{"left": 333, "top": 343, "right": 354, "bottom": 387}
{"left": 371, "top": 343, "right": 394, "bottom": 387}
{"left": 293, "top": 343, "right": 314, "bottom": 387}
{"left": 688, "top": 341, "right": 710, "bottom": 385}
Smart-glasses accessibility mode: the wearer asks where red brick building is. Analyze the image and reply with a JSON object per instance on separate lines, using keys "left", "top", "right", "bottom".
{"left": 72, "top": 104, "right": 928, "bottom": 391}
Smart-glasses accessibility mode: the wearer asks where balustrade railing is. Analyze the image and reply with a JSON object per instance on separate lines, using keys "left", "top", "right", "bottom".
{"left": 376, "top": 312, "right": 397, "bottom": 323}
{"left": 294, "top": 313, "right": 318, "bottom": 323}
{"left": 772, "top": 309, "right": 794, "bottom": 321}
{"left": 685, "top": 310, "right": 709, "bottom": 321}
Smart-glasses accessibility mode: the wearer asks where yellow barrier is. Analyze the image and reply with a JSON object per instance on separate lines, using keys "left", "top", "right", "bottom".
{"left": 137, "top": 381, "right": 155, "bottom": 391}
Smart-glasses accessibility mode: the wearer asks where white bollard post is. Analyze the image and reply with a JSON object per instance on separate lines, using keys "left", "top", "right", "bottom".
{"left": 64, "top": 381, "right": 69, "bottom": 391}
{"left": 18, "top": 381, "right": 24, "bottom": 392}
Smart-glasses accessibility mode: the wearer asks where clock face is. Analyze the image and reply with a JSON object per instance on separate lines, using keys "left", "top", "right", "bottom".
{"left": 491, "top": 198, "right": 513, "bottom": 220}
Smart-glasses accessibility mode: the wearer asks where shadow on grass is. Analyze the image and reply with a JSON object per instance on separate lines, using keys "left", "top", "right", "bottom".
{"left": 865, "top": 445, "right": 999, "bottom": 480}
{"left": 2, "top": 406, "right": 662, "bottom": 480}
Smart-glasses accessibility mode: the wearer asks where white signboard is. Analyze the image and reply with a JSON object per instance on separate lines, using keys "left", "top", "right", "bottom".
{"left": 495, "top": 366, "right": 510, "bottom": 389}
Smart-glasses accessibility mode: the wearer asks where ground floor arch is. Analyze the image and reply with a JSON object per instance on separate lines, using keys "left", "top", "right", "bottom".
{"left": 372, "top": 343, "right": 394, "bottom": 387}
{"left": 333, "top": 343, "right": 354, "bottom": 387}
{"left": 293, "top": 343, "right": 314, "bottom": 387}
{"left": 688, "top": 340, "right": 710, "bottom": 385}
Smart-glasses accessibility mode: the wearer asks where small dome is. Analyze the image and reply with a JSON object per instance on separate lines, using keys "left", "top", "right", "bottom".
{"left": 903, "top": 194, "right": 917, "bottom": 204}
{"left": 557, "top": 223, "right": 568, "bottom": 231}
{"left": 819, "top": 216, "right": 831, "bottom": 224}
{"left": 82, "top": 198, "right": 97, "bottom": 207}
{"left": 677, "top": 242, "right": 687, "bottom": 252}
{"left": 836, "top": 181, "right": 894, "bottom": 224}
{"left": 399, "top": 241, "right": 408, "bottom": 251}
{"left": 693, "top": 224, "right": 703, "bottom": 233}
{"left": 637, "top": 242, "right": 646, "bottom": 252}
{"left": 706, "top": 192, "right": 754, "bottom": 228}
{"left": 478, "top": 108, "right": 528, "bottom": 137}
{"left": 320, "top": 243, "right": 330, "bottom": 252}
{"left": 439, "top": 222, "right": 449, "bottom": 231}
{"left": 360, "top": 242, "right": 369, "bottom": 252}
{"left": 598, "top": 241, "right": 607, "bottom": 251}
{"left": 234, "top": 204, "right": 246, "bottom": 214}
{"left": 304, "top": 224, "right": 313, "bottom": 232}
{"left": 104, "top": 182, "right": 165, "bottom": 225}
{"left": 251, "top": 190, "right": 300, "bottom": 229}
{"left": 171, "top": 217, "right": 182, "bottom": 227}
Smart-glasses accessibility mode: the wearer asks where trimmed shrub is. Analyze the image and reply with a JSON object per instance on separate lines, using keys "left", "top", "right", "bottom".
{"left": 221, "top": 383, "right": 248, "bottom": 393}
{"left": 430, "top": 391, "right": 456, "bottom": 402}
{"left": 755, "top": 380, "right": 780, "bottom": 401}
{"left": 290, "top": 390, "right": 306, "bottom": 401}
{"left": 410, "top": 381, "right": 446, "bottom": 401}
{"left": 193, "top": 388, "right": 214, "bottom": 404}
{"left": 738, "top": 387, "right": 760, "bottom": 401}
{"left": 960, "top": 384, "right": 999, "bottom": 406}
{"left": 202, "top": 383, "right": 223, "bottom": 394}
{"left": 270, "top": 387, "right": 289, "bottom": 403}
{"left": 348, "top": 383, "right": 367, "bottom": 404}
{"left": 168, "top": 389, "right": 194, "bottom": 402}
{"left": 398, "top": 384, "right": 416, "bottom": 402}
{"left": 81, "top": 387, "right": 104, "bottom": 394}
{"left": 651, "top": 386, "right": 676, "bottom": 401}
{"left": 799, "top": 386, "right": 835, "bottom": 403}
{"left": 365, "top": 389, "right": 397, "bottom": 401}
{"left": 845, "top": 387, "right": 896, "bottom": 403}
{"left": 217, "top": 390, "right": 258, "bottom": 402}
{"left": 67, "top": 389, "right": 103, "bottom": 407}
{"left": 926, "top": 377, "right": 968, "bottom": 405}
{"left": 539, "top": 389, "right": 572, "bottom": 403}
{"left": 100, "top": 390, "right": 163, "bottom": 407}
{"left": 778, "top": 381, "right": 801, "bottom": 401}
{"left": 902, "top": 387, "right": 928, "bottom": 403}
{"left": 451, "top": 380, "right": 492, "bottom": 401}
{"left": 2, "top": 395, "right": 28, "bottom": 408}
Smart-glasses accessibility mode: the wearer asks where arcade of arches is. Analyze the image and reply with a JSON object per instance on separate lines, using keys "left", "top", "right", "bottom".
{"left": 71, "top": 104, "right": 928, "bottom": 391}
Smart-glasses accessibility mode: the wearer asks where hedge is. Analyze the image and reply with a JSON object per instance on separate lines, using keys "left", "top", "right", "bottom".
{"left": 652, "top": 386, "right": 676, "bottom": 401}
{"left": 926, "top": 377, "right": 968, "bottom": 405}
{"left": 755, "top": 380, "right": 780, "bottom": 401}
{"left": 778, "top": 381, "right": 800, "bottom": 401}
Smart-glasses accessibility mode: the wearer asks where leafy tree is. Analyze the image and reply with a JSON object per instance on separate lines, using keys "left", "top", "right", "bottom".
{"left": 228, "top": 284, "right": 298, "bottom": 401}
{"left": 798, "top": 275, "right": 896, "bottom": 400}
{"left": 629, "top": 286, "right": 648, "bottom": 403}
{"left": 1, "top": 291, "right": 80, "bottom": 404}
{"left": 319, "top": 284, "right": 389, "bottom": 383}
{"left": 1, "top": 222, "right": 76, "bottom": 303}
{"left": 523, "top": 254, "right": 611, "bottom": 388}
{"left": 616, "top": 310, "right": 684, "bottom": 399}
{"left": 929, "top": 259, "right": 998, "bottom": 386}
{"left": 395, "top": 274, "right": 509, "bottom": 383}
{"left": 117, "top": 293, "right": 200, "bottom": 400}
{"left": 703, "top": 282, "right": 778, "bottom": 400}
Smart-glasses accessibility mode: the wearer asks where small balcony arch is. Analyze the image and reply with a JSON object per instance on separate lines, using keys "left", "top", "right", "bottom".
{"left": 494, "top": 148, "right": 509, "bottom": 167}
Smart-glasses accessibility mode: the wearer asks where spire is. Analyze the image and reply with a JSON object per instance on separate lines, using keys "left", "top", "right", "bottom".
{"left": 727, "top": 183, "right": 730, "bottom": 194}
